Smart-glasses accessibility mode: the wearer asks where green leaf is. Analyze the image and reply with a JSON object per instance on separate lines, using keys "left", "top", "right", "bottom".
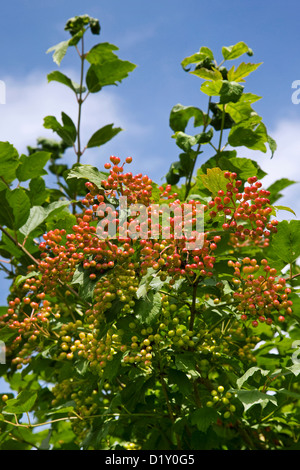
{"left": 191, "top": 408, "right": 219, "bottom": 432}
{"left": 102, "top": 352, "right": 123, "bottom": 381}
{"left": 0, "top": 190, "right": 15, "bottom": 229}
{"left": 191, "top": 67, "right": 223, "bottom": 81}
{"left": 136, "top": 268, "right": 157, "bottom": 299}
{"left": 266, "top": 220, "right": 300, "bottom": 265}
{"left": 19, "top": 200, "right": 71, "bottom": 237}
{"left": 46, "top": 30, "right": 83, "bottom": 65}
{"left": 87, "top": 124, "right": 122, "bottom": 148}
{"left": 0, "top": 142, "right": 19, "bottom": 184}
{"left": 168, "top": 368, "right": 191, "bottom": 396}
{"left": 44, "top": 113, "right": 77, "bottom": 146}
{"left": 234, "top": 390, "right": 277, "bottom": 412}
{"left": 174, "top": 352, "right": 199, "bottom": 378}
{"left": 15, "top": 271, "right": 40, "bottom": 287}
{"left": 172, "top": 132, "right": 197, "bottom": 152}
{"left": 199, "top": 46, "right": 214, "bottom": 60}
{"left": 3, "top": 390, "right": 37, "bottom": 414}
{"left": 85, "top": 42, "right": 119, "bottom": 65}
{"left": 273, "top": 205, "right": 297, "bottom": 217}
{"left": 227, "top": 62, "right": 262, "bottom": 82}
{"left": 181, "top": 47, "right": 214, "bottom": 72}
{"left": 181, "top": 51, "right": 209, "bottom": 71}
{"left": 0, "top": 324, "right": 18, "bottom": 342}
{"left": 47, "top": 71, "right": 85, "bottom": 94}
{"left": 66, "top": 164, "right": 107, "bottom": 189}
{"left": 201, "top": 80, "right": 244, "bottom": 104}
{"left": 169, "top": 104, "right": 205, "bottom": 132}
{"left": 134, "top": 291, "right": 162, "bottom": 325}
{"left": 6, "top": 188, "right": 31, "bottom": 229}
{"left": 16, "top": 151, "right": 51, "bottom": 182}
{"left": 200, "top": 168, "right": 229, "bottom": 196}
{"left": 39, "top": 430, "right": 52, "bottom": 450}
{"left": 28, "top": 177, "right": 50, "bottom": 206}
{"left": 179, "top": 152, "right": 196, "bottom": 176}
{"left": 200, "top": 80, "right": 223, "bottom": 97}
{"left": 217, "top": 156, "right": 267, "bottom": 181}
{"left": 267, "top": 178, "right": 297, "bottom": 204}
{"left": 195, "top": 128, "right": 214, "bottom": 144}
{"left": 267, "top": 134, "right": 277, "bottom": 158}
{"left": 285, "top": 363, "right": 300, "bottom": 377}
{"left": 86, "top": 59, "right": 136, "bottom": 92}
{"left": 236, "top": 367, "right": 270, "bottom": 389}
{"left": 228, "top": 121, "right": 268, "bottom": 152}
{"left": 219, "top": 81, "right": 244, "bottom": 104}
{"left": 46, "top": 40, "right": 70, "bottom": 66}
{"left": 165, "top": 160, "right": 187, "bottom": 184}
{"left": 224, "top": 93, "right": 262, "bottom": 124}
{"left": 71, "top": 264, "right": 95, "bottom": 301}
{"left": 222, "top": 41, "right": 253, "bottom": 61}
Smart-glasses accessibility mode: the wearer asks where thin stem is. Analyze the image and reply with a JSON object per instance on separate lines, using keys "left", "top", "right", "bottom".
{"left": 0, "top": 175, "right": 10, "bottom": 189}
{"left": 76, "top": 33, "right": 85, "bottom": 164}
{"left": 184, "top": 142, "right": 201, "bottom": 201}
{"left": 2, "top": 412, "right": 166, "bottom": 430}
{"left": 291, "top": 272, "right": 300, "bottom": 280}
{"left": 217, "top": 104, "right": 226, "bottom": 153}
{"left": 0, "top": 224, "right": 91, "bottom": 307}
{"left": 156, "top": 347, "right": 182, "bottom": 449}
{"left": 189, "top": 279, "right": 199, "bottom": 331}
{"left": 0, "top": 261, "right": 13, "bottom": 276}
{"left": 0, "top": 225, "right": 39, "bottom": 267}
{"left": 184, "top": 97, "right": 211, "bottom": 201}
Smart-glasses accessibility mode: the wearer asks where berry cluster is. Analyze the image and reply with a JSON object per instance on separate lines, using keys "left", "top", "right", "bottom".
{"left": 101, "top": 155, "right": 153, "bottom": 206}
{"left": 196, "top": 320, "right": 261, "bottom": 365}
{"left": 228, "top": 257, "right": 293, "bottom": 326}
{"left": 207, "top": 174, "right": 278, "bottom": 247}
{"left": 206, "top": 386, "right": 237, "bottom": 420}
{"left": 0, "top": 158, "right": 291, "bottom": 383}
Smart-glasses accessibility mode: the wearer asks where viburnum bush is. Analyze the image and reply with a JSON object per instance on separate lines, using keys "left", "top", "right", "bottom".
{"left": 0, "top": 15, "right": 300, "bottom": 451}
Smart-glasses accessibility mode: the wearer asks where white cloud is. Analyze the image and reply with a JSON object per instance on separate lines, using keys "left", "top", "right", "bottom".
{"left": 0, "top": 71, "right": 299, "bottom": 221}
{"left": 236, "top": 118, "right": 300, "bottom": 221}
{"left": 0, "top": 70, "right": 151, "bottom": 164}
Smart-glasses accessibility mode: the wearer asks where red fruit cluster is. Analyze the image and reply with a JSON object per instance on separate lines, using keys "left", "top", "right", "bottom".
{"left": 207, "top": 174, "right": 278, "bottom": 247}
{"left": 0, "top": 292, "right": 52, "bottom": 369}
{"left": 228, "top": 257, "right": 293, "bottom": 326}
{"left": 0, "top": 158, "right": 290, "bottom": 374}
{"left": 101, "top": 155, "right": 153, "bottom": 206}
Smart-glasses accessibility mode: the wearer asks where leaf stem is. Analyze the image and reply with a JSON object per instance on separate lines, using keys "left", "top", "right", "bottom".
{"left": 76, "top": 33, "right": 85, "bottom": 164}
{"left": 217, "top": 104, "right": 226, "bottom": 153}
{"left": 184, "top": 97, "right": 211, "bottom": 201}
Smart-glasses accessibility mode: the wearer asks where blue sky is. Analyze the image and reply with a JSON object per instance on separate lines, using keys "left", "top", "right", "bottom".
{"left": 0, "top": 1, "right": 300, "bottom": 390}
{"left": 1, "top": 0, "right": 300, "bottom": 180}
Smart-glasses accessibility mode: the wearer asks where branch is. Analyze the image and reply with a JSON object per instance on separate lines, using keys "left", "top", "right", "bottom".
{"left": 0, "top": 224, "right": 91, "bottom": 307}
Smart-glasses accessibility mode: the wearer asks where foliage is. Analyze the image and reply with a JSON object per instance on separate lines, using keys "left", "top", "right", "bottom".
{"left": 0, "top": 17, "right": 299, "bottom": 451}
